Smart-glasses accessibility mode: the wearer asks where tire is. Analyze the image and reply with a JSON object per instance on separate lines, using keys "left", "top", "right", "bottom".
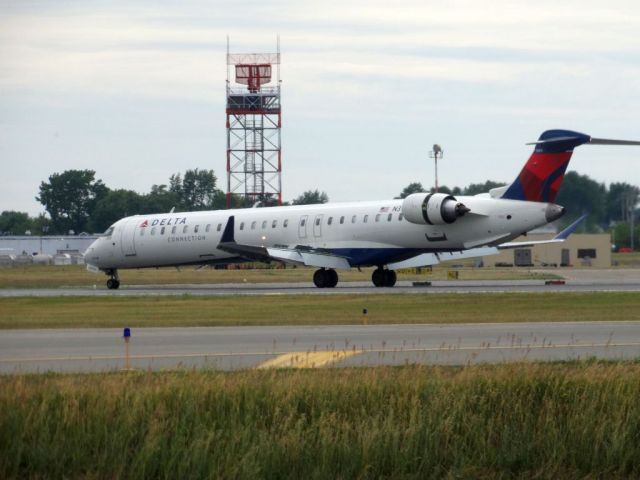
{"left": 107, "top": 279, "right": 116, "bottom": 290}
{"left": 383, "top": 269, "right": 397, "bottom": 287}
{"left": 372, "top": 268, "right": 385, "bottom": 287}
{"left": 327, "top": 269, "right": 339, "bottom": 288}
{"left": 313, "top": 269, "right": 327, "bottom": 288}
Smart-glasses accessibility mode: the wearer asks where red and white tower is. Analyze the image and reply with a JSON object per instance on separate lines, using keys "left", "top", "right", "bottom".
{"left": 226, "top": 40, "right": 282, "bottom": 208}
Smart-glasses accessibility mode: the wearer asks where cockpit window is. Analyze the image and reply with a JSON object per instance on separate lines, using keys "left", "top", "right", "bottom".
{"left": 104, "top": 226, "right": 115, "bottom": 237}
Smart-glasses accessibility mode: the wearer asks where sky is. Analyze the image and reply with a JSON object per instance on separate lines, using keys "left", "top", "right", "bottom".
{"left": 1, "top": 0, "right": 640, "bottom": 216}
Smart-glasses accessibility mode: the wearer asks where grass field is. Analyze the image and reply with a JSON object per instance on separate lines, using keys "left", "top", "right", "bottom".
{"left": 612, "top": 251, "right": 640, "bottom": 267}
{"left": 1, "top": 362, "right": 639, "bottom": 478}
{"left": 1, "top": 292, "right": 639, "bottom": 329}
{"left": 0, "top": 263, "right": 558, "bottom": 288}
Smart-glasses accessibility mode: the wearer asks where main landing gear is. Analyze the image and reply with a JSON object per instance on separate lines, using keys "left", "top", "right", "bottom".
{"left": 105, "top": 269, "right": 120, "bottom": 290}
{"left": 372, "top": 267, "right": 396, "bottom": 287}
{"left": 313, "top": 268, "right": 338, "bottom": 288}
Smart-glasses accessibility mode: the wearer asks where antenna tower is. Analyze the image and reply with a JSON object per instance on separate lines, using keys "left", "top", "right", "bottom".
{"left": 226, "top": 38, "right": 282, "bottom": 208}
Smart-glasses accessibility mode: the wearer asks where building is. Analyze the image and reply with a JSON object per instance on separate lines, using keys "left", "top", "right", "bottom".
{"left": 0, "top": 235, "right": 97, "bottom": 262}
{"left": 483, "top": 233, "right": 611, "bottom": 268}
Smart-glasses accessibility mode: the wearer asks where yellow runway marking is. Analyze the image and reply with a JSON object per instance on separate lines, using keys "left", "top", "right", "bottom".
{"left": 257, "top": 350, "right": 359, "bottom": 369}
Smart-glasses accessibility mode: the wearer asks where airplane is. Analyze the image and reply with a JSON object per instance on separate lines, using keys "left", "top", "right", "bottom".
{"left": 85, "top": 129, "right": 640, "bottom": 289}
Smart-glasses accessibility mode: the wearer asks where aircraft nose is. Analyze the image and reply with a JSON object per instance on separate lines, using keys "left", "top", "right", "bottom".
{"left": 84, "top": 238, "right": 103, "bottom": 266}
{"left": 545, "top": 204, "right": 566, "bottom": 223}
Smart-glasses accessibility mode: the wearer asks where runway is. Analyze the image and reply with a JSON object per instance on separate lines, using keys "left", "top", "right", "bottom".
{"left": 1, "top": 269, "right": 638, "bottom": 297}
{"left": 2, "top": 321, "right": 639, "bottom": 373}
{"left": 2, "top": 279, "right": 640, "bottom": 297}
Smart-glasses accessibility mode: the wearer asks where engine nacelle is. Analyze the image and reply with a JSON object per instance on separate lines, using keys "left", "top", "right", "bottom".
{"left": 401, "top": 193, "right": 470, "bottom": 225}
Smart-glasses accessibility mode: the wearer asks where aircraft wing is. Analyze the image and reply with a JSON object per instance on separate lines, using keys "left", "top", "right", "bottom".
{"left": 497, "top": 214, "right": 587, "bottom": 249}
{"left": 217, "top": 216, "right": 351, "bottom": 269}
{"left": 387, "top": 215, "right": 587, "bottom": 270}
{"left": 387, "top": 247, "right": 499, "bottom": 270}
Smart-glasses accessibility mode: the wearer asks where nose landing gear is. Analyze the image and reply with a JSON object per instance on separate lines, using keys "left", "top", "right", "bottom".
{"left": 372, "top": 267, "right": 396, "bottom": 287}
{"left": 313, "top": 268, "right": 339, "bottom": 288}
{"left": 105, "top": 269, "right": 120, "bottom": 290}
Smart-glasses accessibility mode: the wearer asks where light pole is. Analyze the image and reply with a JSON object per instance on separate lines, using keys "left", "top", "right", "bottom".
{"left": 428, "top": 144, "right": 443, "bottom": 193}
{"left": 630, "top": 195, "right": 636, "bottom": 251}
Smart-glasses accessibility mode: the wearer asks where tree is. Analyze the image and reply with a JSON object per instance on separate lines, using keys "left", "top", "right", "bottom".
{"left": 397, "top": 182, "right": 426, "bottom": 199}
{"left": 556, "top": 172, "right": 607, "bottom": 231}
{"left": 291, "top": 189, "right": 329, "bottom": 205}
{"left": 430, "top": 185, "right": 455, "bottom": 194}
{"left": 463, "top": 181, "right": 507, "bottom": 196}
{"left": 169, "top": 169, "right": 222, "bottom": 211}
{"left": 36, "top": 170, "right": 108, "bottom": 234}
{"left": 606, "top": 182, "right": 639, "bottom": 224}
{"left": 90, "top": 189, "right": 144, "bottom": 233}
{"left": 140, "top": 184, "right": 180, "bottom": 214}
{"left": 0, "top": 211, "right": 33, "bottom": 235}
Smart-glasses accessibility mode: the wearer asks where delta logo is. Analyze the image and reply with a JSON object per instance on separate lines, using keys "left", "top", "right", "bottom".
{"left": 139, "top": 217, "right": 188, "bottom": 228}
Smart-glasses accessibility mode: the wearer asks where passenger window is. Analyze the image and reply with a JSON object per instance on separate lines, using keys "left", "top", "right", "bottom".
{"left": 251, "top": 221, "right": 256, "bottom": 230}
{"left": 206, "top": 224, "right": 211, "bottom": 233}
{"left": 398, "top": 214, "right": 403, "bottom": 221}
{"left": 151, "top": 227, "right": 156, "bottom": 235}
{"left": 160, "top": 227, "right": 165, "bottom": 235}
{"left": 364, "top": 215, "right": 368, "bottom": 223}
{"left": 217, "top": 223, "right": 222, "bottom": 232}
{"left": 272, "top": 220, "right": 277, "bottom": 228}
{"left": 172, "top": 226, "right": 176, "bottom": 234}
{"left": 239, "top": 222, "right": 245, "bottom": 230}
{"left": 301, "top": 219, "right": 306, "bottom": 226}
{"left": 262, "top": 220, "right": 267, "bottom": 229}
{"left": 388, "top": 213, "right": 392, "bottom": 221}
{"left": 328, "top": 217, "right": 333, "bottom": 225}
{"left": 194, "top": 225, "right": 199, "bottom": 233}
{"left": 183, "top": 225, "right": 188, "bottom": 234}
{"left": 284, "top": 219, "right": 289, "bottom": 228}
{"left": 351, "top": 215, "right": 356, "bottom": 224}
{"left": 340, "top": 216, "right": 345, "bottom": 224}
{"left": 375, "top": 214, "right": 380, "bottom": 222}
{"left": 315, "top": 217, "right": 321, "bottom": 226}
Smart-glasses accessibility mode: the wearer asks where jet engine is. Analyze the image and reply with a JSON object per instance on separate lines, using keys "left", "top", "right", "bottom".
{"left": 401, "top": 193, "right": 470, "bottom": 225}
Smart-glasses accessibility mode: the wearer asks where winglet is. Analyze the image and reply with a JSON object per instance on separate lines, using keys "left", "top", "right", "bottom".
{"left": 554, "top": 214, "right": 587, "bottom": 240}
{"left": 220, "top": 216, "right": 235, "bottom": 243}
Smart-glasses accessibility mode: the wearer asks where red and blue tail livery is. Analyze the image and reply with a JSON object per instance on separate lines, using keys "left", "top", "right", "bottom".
{"left": 502, "top": 129, "right": 640, "bottom": 203}
{"left": 502, "top": 130, "right": 590, "bottom": 203}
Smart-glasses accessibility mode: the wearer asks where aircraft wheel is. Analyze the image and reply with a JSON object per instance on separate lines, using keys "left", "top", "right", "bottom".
{"left": 383, "top": 269, "right": 397, "bottom": 287}
{"left": 326, "top": 269, "right": 339, "bottom": 288}
{"left": 372, "top": 268, "right": 385, "bottom": 287}
{"left": 106, "top": 279, "right": 120, "bottom": 290}
{"left": 313, "top": 269, "right": 328, "bottom": 288}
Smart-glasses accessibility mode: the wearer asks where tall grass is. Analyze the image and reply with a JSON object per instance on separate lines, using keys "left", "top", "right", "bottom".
{"left": 1, "top": 362, "right": 639, "bottom": 478}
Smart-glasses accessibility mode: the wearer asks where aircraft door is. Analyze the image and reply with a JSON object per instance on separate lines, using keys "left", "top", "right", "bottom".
{"left": 313, "top": 214, "right": 324, "bottom": 238}
{"left": 298, "top": 215, "right": 308, "bottom": 239}
{"left": 120, "top": 218, "right": 138, "bottom": 256}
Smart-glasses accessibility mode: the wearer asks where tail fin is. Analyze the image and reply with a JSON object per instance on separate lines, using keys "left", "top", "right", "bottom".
{"left": 501, "top": 130, "right": 591, "bottom": 203}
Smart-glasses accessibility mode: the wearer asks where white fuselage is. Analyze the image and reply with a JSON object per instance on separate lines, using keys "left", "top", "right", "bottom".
{"left": 85, "top": 195, "right": 554, "bottom": 271}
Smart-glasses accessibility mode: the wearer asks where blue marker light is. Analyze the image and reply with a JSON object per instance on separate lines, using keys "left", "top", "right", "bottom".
{"left": 123, "top": 327, "right": 131, "bottom": 338}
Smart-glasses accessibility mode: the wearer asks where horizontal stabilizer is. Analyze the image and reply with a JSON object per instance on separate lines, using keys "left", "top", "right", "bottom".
{"left": 588, "top": 138, "right": 640, "bottom": 146}
{"left": 526, "top": 135, "right": 640, "bottom": 147}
